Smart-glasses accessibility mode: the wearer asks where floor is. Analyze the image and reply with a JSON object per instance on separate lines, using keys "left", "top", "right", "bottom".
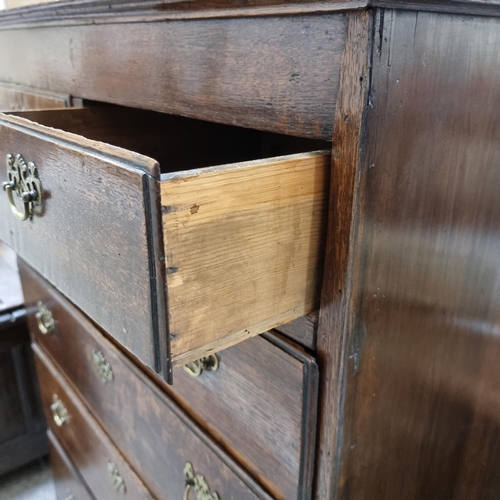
{"left": 0, "top": 458, "right": 56, "bottom": 500}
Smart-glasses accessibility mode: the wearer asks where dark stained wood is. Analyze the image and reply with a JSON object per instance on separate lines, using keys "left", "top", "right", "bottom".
{"left": 0, "top": 112, "right": 166, "bottom": 375}
{"left": 0, "top": 82, "right": 73, "bottom": 112}
{"left": 372, "top": 0, "right": 500, "bottom": 17}
{"left": 13, "top": 106, "right": 328, "bottom": 174}
{"left": 0, "top": 0, "right": 364, "bottom": 27}
{"left": 0, "top": 349, "right": 26, "bottom": 444}
{"left": 314, "top": 11, "right": 372, "bottom": 500}
{"left": 274, "top": 312, "right": 317, "bottom": 350}
{"left": 0, "top": 14, "right": 346, "bottom": 139}
{"left": 0, "top": 335, "right": 48, "bottom": 475}
{"left": 35, "top": 346, "right": 154, "bottom": 499}
{"left": 48, "top": 431, "right": 95, "bottom": 500}
{"left": 21, "top": 263, "right": 287, "bottom": 499}
{"left": 336, "top": 9, "right": 500, "bottom": 499}
{"left": 21, "top": 265, "right": 276, "bottom": 498}
{"left": 25, "top": 255, "right": 318, "bottom": 498}
{"left": 33, "top": 338, "right": 274, "bottom": 500}
{"left": 0, "top": 243, "right": 47, "bottom": 476}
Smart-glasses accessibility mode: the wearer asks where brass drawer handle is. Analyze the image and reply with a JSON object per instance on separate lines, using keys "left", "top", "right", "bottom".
{"left": 184, "top": 463, "right": 220, "bottom": 500}
{"left": 36, "top": 301, "right": 56, "bottom": 334}
{"left": 107, "top": 461, "right": 126, "bottom": 493}
{"left": 2, "top": 154, "right": 43, "bottom": 221}
{"left": 92, "top": 350, "right": 114, "bottom": 384}
{"left": 50, "top": 394, "right": 70, "bottom": 427}
{"left": 183, "top": 355, "right": 219, "bottom": 378}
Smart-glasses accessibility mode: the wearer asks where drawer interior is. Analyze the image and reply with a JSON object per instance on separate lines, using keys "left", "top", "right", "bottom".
{"left": 14, "top": 103, "right": 330, "bottom": 174}
{"left": 7, "top": 104, "right": 330, "bottom": 371}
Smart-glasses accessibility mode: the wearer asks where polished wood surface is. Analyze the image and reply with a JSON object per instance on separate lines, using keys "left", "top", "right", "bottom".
{"left": 169, "top": 332, "right": 318, "bottom": 500}
{"left": 35, "top": 345, "right": 154, "bottom": 500}
{"left": 314, "top": 11, "right": 371, "bottom": 499}
{"left": 48, "top": 431, "right": 95, "bottom": 500}
{"left": 334, "top": 9, "right": 500, "bottom": 499}
{"left": 4, "top": 2, "right": 500, "bottom": 499}
{"left": 0, "top": 14, "right": 346, "bottom": 139}
{"left": 162, "top": 151, "right": 329, "bottom": 365}
{"left": 24, "top": 272, "right": 273, "bottom": 499}
{"left": 21, "top": 260, "right": 318, "bottom": 499}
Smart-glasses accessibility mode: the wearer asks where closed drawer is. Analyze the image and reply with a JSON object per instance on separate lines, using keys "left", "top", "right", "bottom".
{"left": 169, "top": 335, "right": 318, "bottom": 500}
{"left": 48, "top": 430, "right": 95, "bottom": 500}
{"left": 21, "top": 260, "right": 318, "bottom": 500}
{"left": 35, "top": 344, "right": 153, "bottom": 499}
{"left": 0, "top": 106, "right": 330, "bottom": 380}
{"left": 34, "top": 337, "right": 274, "bottom": 500}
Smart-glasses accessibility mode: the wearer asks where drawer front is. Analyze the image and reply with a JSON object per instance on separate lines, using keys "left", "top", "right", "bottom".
{"left": 22, "top": 261, "right": 318, "bottom": 499}
{"left": 20, "top": 264, "right": 317, "bottom": 499}
{"left": 35, "top": 345, "right": 154, "bottom": 500}
{"left": 0, "top": 112, "right": 166, "bottom": 375}
{"left": 170, "top": 334, "right": 318, "bottom": 500}
{"left": 26, "top": 272, "right": 273, "bottom": 500}
{"left": 48, "top": 430, "right": 95, "bottom": 500}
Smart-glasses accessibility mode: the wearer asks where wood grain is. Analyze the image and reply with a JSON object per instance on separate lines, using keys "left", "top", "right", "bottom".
{"left": 161, "top": 151, "right": 330, "bottom": 366}
{"left": 0, "top": 113, "right": 165, "bottom": 375}
{"left": 157, "top": 332, "right": 318, "bottom": 500}
{"left": 0, "top": 14, "right": 346, "bottom": 139}
{"left": 274, "top": 312, "right": 317, "bottom": 350}
{"left": 30, "top": 315, "right": 274, "bottom": 499}
{"left": 314, "top": 11, "right": 371, "bottom": 500}
{"left": 0, "top": 82, "right": 73, "bottom": 112}
{"left": 21, "top": 263, "right": 301, "bottom": 499}
{"left": 12, "top": 106, "right": 323, "bottom": 175}
{"left": 337, "top": 10, "right": 500, "bottom": 499}
{"left": 48, "top": 431, "right": 95, "bottom": 500}
{"left": 0, "top": 0, "right": 364, "bottom": 27}
{"left": 35, "top": 344, "right": 154, "bottom": 500}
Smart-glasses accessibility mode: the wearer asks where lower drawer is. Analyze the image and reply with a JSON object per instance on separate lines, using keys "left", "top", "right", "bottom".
{"left": 34, "top": 342, "right": 273, "bottom": 500}
{"left": 35, "top": 345, "right": 154, "bottom": 500}
{"left": 22, "top": 260, "right": 317, "bottom": 499}
{"left": 48, "top": 430, "right": 94, "bottom": 500}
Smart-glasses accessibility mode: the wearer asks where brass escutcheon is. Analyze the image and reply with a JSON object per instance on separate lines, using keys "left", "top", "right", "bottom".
{"left": 183, "top": 463, "right": 220, "bottom": 500}
{"left": 92, "top": 350, "right": 114, "bottom": 384}
{"left": 107, "top": 461, "right": 126, "bottom": 493}
{"left": 183, "top": 354, "right": 219, "bottom": 378}
{"left": 2, "top": 154, "right": 43, "bottom": 221}
{"left": 50, "top": 394, "right": 70, "bottom": 427}
{"left": 36, "top": 301, "right": 55, "bottom": 334}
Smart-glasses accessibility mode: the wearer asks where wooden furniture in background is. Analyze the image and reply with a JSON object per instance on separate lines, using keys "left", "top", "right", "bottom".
{"left": 0, "top": 243, "right": 47, "bottom": 476}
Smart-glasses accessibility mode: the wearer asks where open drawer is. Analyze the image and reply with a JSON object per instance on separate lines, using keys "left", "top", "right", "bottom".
{"left": 0, "top": 105, "right": 329, "bottom": 381}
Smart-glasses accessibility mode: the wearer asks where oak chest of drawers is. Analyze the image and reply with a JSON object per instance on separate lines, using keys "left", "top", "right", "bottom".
{"left": 2, "top": 1, "right": 500, "bottom": 499}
